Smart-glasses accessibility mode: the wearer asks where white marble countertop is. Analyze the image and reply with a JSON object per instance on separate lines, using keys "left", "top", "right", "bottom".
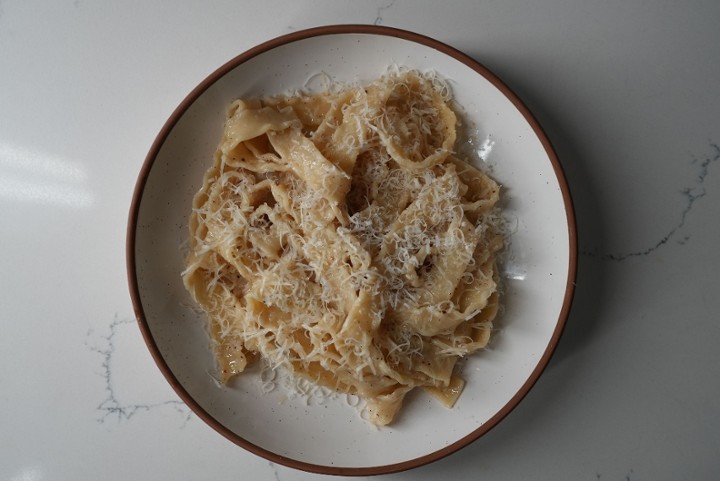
{"left": 1, "top": 1, "right": 718, "bottom": 480}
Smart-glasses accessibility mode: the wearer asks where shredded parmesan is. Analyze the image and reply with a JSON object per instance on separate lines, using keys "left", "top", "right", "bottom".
{"left": 182, "top": 68, "right": 504, "bottom": 426}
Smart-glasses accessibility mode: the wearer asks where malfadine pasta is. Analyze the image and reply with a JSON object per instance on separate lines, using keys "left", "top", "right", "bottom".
{"left": 182, "top": 68, "right": 504, "bottom": 426}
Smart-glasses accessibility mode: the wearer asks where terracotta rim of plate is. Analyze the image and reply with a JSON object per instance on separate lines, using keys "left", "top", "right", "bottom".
{"left": 127, "top": 24, "right": 578, "bottom": 477}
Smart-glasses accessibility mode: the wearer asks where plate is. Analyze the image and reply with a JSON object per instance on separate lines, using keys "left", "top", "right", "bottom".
{"left": 127, "top": 25, "right": 576, "bottom": 475}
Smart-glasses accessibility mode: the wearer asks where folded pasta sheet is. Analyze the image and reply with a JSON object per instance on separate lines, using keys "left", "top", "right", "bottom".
{"left": 182, "top": 68, "right": 504, "bottom": 426}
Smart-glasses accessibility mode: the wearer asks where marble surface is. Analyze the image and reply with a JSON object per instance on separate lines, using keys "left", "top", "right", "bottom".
{"left": 1, "top": 1, "right": 718, "bottom": 480}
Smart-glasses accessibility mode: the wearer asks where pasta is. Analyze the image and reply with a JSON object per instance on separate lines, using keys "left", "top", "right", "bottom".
{"left": 182, "top": 68, "right": 504, "bottom": 426}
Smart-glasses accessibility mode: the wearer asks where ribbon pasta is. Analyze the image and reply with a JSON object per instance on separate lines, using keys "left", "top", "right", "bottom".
{"left": 182, "top": 69, "right": 503, "bottom": 426}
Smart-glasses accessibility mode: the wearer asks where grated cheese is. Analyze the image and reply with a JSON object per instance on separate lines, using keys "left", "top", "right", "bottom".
{"left": 182, "top": 68, "right": 505, "bottom": 426}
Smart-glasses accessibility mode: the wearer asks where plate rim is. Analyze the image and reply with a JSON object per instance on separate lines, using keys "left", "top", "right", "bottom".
{"left": 126, "top": 24, "right": 578, "bottom": 476}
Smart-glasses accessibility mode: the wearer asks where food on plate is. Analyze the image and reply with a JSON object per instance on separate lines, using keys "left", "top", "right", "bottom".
{"left": 182, "top": 68, "right": 504, "bottom": 426}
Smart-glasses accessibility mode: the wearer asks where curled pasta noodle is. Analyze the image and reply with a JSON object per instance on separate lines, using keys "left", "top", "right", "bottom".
{"left": 182, "top": 68, "right": 504, "bottom": 426}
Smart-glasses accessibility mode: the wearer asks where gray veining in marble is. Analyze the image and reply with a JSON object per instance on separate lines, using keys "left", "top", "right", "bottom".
{"left": 87, "top": 316, "right": 191, "bottom": 423}
{"left": 585, "top": 142, "right": 718, "bottom": 261}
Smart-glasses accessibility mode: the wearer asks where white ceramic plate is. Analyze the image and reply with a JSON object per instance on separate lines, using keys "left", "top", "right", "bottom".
{"left": 128, "top": 25, "right": 576, "bottom": 475}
